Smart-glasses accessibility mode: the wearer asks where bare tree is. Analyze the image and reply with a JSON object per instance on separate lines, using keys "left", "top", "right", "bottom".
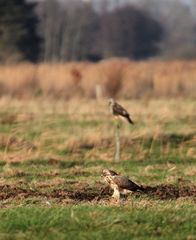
{"left": 99, "top": 4, "right": 163, "bottom": 59}
{"left": 37, "top": 0, "right": 62, "bottom": 61}
{"left": 37, "top": 0, "right": 164, "bottom": 62}
{"left": 38, "top": 0, "right": 99, "bottom": 62}
{"left": 138, "top": 0, "right": 196, "bottom": 59}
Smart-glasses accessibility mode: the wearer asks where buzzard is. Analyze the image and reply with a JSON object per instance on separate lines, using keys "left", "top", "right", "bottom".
{"left": 108, "top": 98, "right": 134, "bottom": 124}
{"left": 102, "top": 169, "right": 144, "bottom": 202}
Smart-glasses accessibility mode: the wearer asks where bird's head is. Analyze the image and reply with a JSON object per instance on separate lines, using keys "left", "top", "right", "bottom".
{"left": 102, "top": 168, "right": 118, "bottom": 177}
{"left": 108, "top": 98, "right": 115, "bottom": 106}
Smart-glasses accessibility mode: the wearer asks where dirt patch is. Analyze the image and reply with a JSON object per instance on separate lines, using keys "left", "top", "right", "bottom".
{"left": 0, "top": 183, "right": 111, "bottom": 202}
{"left": 0, "top": 183, "right": 195, "bottom": 203}
{"left": 143, "top": 184, "right": 196, "bottom": 200}
{"left": 51, "top": 183, "right": 110, "bottom": 202}
{"left": 0, "top": 183, "right": 109, "bottom": 202}
{"left": 0, "top": 185, "right": 42, "bottom": 200}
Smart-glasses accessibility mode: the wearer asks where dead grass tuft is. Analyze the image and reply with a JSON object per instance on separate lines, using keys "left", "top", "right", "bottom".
{"left": 0, "top": 134, "right": 37, "bottom": 151}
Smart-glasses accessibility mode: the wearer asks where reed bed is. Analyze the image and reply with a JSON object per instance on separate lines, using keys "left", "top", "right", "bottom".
{"left": 0, "top": 58, "right": 196, "bottom": 99}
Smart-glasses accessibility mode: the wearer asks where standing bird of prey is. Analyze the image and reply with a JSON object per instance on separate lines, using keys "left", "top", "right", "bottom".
{"left": 108, "top": 98, "right": 134, "bottom": 124}
{"left": 102, "top": 169, "right": 144, "bottom": 202}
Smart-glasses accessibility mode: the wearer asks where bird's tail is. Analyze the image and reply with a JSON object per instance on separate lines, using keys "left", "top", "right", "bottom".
{"left": 127, "top": 115, "right": 134, "bottom": 124}
{"left": 138, "top": 185, "right": 148, "bottom": 193}
{"left": 138, "top": 185, "right": 144, "bottom": 192}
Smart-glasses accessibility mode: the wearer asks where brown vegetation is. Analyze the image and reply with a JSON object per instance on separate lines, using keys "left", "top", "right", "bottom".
{"left": 0, "top": 181, "right": 195, "bottom": 203}
{"left": 0, "top": 59, "right": 196, "bottom": 99}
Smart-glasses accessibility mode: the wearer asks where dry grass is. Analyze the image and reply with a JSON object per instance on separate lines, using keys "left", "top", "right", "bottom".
{"left": 0, "top": 59, "right": 196, "bottom": 99}
{"left": 0, "top": 97, "right": 195, "bottom": 164}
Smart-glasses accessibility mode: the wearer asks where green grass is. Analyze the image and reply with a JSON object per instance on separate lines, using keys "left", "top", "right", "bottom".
{"left": 0, "top": 204, "right": 195, "bottom": 240}
{"left": 0, "top": 99, "right": 195, "bottom": 239}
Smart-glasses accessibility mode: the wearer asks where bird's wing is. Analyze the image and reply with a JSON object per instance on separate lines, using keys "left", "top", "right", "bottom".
{"left": 113, "top": 102, "right": 129, "bottom": 117}
{"left": 112, "top": 175, "right": 142, "bottom": 191}
{"left": 109, "top": 169, "right": 118, "bottom": 175}
{"left": 114, "top": 102, "right": 134, "bottom": 124}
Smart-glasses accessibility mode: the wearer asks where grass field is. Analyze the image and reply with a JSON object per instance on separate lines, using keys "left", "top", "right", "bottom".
{"left": 0, "top": 97, "right": 195, "bottom": 239}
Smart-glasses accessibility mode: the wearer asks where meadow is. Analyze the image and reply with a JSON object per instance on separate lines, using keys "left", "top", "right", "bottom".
{"left": 0, "top": 96, "right": 195, "bottom": 239}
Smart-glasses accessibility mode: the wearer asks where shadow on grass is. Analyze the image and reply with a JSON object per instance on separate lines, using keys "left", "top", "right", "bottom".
{"left": 135, "top": 132, "right": 195, "bottom": 148}
{"left": 8, "top": 159, "right": 85, "bottom": 168}
{"left": 7, "top": 158, "right": 108, "bottom": 170}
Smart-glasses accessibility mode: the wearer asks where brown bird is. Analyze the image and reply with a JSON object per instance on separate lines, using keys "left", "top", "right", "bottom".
{"left": 108, "top": 98, "right": 134, "bottom": 124}
{"left": 102, "top": 169, "right": 144, "bottom": 202}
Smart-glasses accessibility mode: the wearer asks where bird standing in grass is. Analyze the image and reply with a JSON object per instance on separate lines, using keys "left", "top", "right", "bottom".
{"left": 102, "top": 169, "right": 144, "bottom": 202}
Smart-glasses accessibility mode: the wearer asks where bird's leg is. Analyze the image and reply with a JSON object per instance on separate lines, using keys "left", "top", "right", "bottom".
{"left": 111, "top": 188, "right": 121, "bottom": 203}
{"left": 120, "top": 189, "right": 129, "bottom": 201}
{"left": 114, "top": 119, "right": 121, "bottom": 162}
